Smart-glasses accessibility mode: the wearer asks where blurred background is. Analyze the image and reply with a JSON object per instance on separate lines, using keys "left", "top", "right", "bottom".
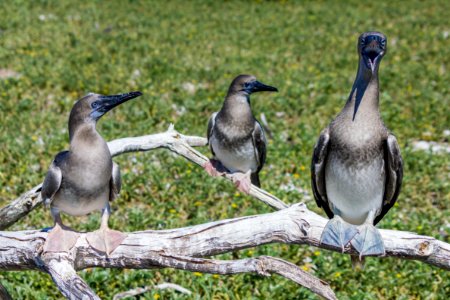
{"left": 0, "top": 0, "right": 449, "bottom": 299}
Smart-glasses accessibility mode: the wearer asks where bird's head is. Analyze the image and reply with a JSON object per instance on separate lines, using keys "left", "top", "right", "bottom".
{"left": 70, "top": 91, "right": 142, "bottom": 124}
{"left": 68, "top": 91, "right": 142, "bottom": 139}
{"left": 358, "top": 31, "right": 387, "bottom": 74}
{"left": 228, "top": 74, "right": 278, "bottom": 96}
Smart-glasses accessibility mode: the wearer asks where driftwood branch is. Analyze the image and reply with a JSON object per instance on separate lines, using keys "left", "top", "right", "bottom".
{"left": 113, "top": 283, "right": 192, "bottom": 300}
{"left": 1, "top": 203, "right": 449, "bottom": 298}
{"left": 1, "top": 125, "right": 449, "bottom": 299}
{"left": 0, "top": 125, "right": 286, "bottom": 230}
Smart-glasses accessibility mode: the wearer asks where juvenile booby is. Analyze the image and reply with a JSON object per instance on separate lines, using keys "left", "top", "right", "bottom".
{"left": 204, "top": 75, "right": 278, "bottom": 193}
{"left": 41, "top": 91, "right": 142, "bottom": 254}
{"left": 311, "top": 32, "right": 403, "bottom": 258}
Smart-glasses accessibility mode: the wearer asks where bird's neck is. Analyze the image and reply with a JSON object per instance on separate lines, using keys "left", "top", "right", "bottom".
{"left": 343, "top": 62, "right": 380, "bottom": 121}
{"left": 69, "top": 123, "right": 110, "bottom": 158}
{"left": 220, "top": 93, "right": 254, "bottom": 123}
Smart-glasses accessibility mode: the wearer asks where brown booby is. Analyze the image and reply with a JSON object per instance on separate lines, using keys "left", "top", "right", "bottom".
{"left": 204, "top": 75, "right": 278, "bottom": 193}
{"left": 41, "top": 91, "right": 142, "bottom": 254}
{"left": 311, "top": 32, "right": 403, "bottom": 258}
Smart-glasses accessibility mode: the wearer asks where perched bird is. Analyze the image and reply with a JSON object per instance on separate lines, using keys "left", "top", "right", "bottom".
{"left": 204, "top": 75, "right": 278, "bottom": 193}
{"left": 41, "top": 91, "right": 142, "bottom": 254}
{"left": 311, "top": 32, "right": 403, "bottom": 259}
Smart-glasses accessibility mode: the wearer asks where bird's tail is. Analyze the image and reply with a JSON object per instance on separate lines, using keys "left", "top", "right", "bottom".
{"left": 350, "top": 255, "right": 365, "bottom": 270}
{"left": 250, "top": 173, "right": 260, "bottom": 187}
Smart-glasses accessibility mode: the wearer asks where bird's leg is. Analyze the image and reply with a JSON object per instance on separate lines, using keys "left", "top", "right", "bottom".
{"left": 231, "top": 170, "right": 252, "bottom": 194}
{"left": 320, "top": 215, "right": 358, "bottom": 253}
{"left": 43, "top": 208, "right": 79, "bottom": 253}
{"left": 351, "top": 209, "right": 385, "bottom": 259}
{"left": 203, "top": 159, "right": 226, "bottom": 177}
{"left": 86, "top": 203, "right": 127, "bottom": 255}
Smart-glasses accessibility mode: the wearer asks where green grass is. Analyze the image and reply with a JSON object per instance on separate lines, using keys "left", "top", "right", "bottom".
{"left": 1, "top": 0, "right": 449, "bottom": 299}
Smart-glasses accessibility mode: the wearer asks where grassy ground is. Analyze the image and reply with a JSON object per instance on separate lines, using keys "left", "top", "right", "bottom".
{"left": 0, "top": 0, "right": 449, "bottom": 299}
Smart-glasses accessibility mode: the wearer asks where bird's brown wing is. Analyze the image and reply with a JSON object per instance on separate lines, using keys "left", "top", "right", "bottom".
{"left": 311, "top": 127, "right": 333, "bottom": 218}
{"left": 250, "top": 121, "right": 267, "bottom": 187}
{"left": 374, "top": 134, "right": 403, "bottom": 224}
{"left": 41, "top": 151, "right": 68, "bottom": 207}
{"left": 206, "top": 112, "right": 218, "bottom": 156}
{"left": 109, "top": 161, "right": 121, "bottom": 202}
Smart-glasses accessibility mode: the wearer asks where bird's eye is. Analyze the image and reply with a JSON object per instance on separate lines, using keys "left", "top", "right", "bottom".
{"left": 381, "top": 39, "right": 386, "bottom": 47}
{"left": 91, "top": 101, "right": 100, "bottom": 109}
{"left": 244, "top": 82, "right": 251, "bottom": 88}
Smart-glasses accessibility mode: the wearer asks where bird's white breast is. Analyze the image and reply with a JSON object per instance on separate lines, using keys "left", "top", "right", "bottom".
{"left": 325, "top": 153, "right": 385, "bottom": 225}
{"left": 210, "top": 136, "right": 257, "bottom": 173}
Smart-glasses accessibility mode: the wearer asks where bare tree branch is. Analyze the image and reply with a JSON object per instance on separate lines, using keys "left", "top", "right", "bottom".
{"left": 113, "top": 283, "right": 192, "bottom": 300}
{"left": 1, "top": 203, "right": 449, "bottom": 298}
{"left": 0, "top": 125, "right": 287, "bottom": 230}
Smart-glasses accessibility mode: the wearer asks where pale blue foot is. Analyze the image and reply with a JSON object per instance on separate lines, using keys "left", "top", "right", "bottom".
{"left": 351, "top": 224, "right": 385, "bottom": 258}
{"left": 320, "top": 216, "right": 358, "bottom": 252}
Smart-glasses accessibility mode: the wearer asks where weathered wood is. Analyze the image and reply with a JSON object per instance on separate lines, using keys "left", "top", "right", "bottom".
{"left": 1, "top": 203, "right": 449, "bottom": 298}
{"left": 0, "top": 125, "right": 286, "bottom": 231}
{"left": 113, "top": 283, "right": 192, "bottom": 300}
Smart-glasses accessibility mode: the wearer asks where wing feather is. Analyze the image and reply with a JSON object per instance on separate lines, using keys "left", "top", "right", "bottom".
{"left": 109, "top": 162, "right": 121, "bottom": 202}
{"left": 207, "top": 112, "right": 218, "bottom": 156}
{"left": 374, "top": 134, "right": 403, "bottom": 224}
{"left": 41, "top": 151, "right": 68, "bottom": 206}
{"left": 310, "top": 127, "right": 333, "bottom": 218}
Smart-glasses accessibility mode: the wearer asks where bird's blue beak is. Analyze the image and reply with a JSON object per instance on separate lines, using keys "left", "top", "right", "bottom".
{"left": 90, "top": 91, "right": 142, "bottom": 120}
{"left": 361, "top": 35, "right": 386, "bottom": 74}
{"left": 245, "top": 81, "right": 278, "bottom": 94}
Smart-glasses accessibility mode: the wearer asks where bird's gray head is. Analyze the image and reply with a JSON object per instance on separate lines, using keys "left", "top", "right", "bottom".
{"left": 358, "top": 31, "right": 387, "bottom": 74}
{"left": 227, "top": 74, "right": 278, "bottom": 96}
{"left": 68, "top": 91, "right": 142, "bottom": 138}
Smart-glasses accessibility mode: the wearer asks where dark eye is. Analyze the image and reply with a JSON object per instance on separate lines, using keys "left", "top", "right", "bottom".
{"left": 91, "top": 101, "right": 100, "bottom": 109}
{"left": 380, "top": 39, "right": 386, "bottom": 47}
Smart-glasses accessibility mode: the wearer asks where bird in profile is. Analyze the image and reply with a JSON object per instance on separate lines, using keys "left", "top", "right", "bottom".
{"left": 204, "top": 74, "right": 278, "bottom": 193}
{"left": 311, "top": 32, "right": 403, "bottom": 261}
{"left": 41, "top": 91, "right": 142, "bottom": 254}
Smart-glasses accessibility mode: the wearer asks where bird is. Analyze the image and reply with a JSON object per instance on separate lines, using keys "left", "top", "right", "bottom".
{"left": 204, "top": 74, "right": 278, "bottom": 194}
{"left": 311, "top": 32, "right": 403, "bottom": 260}
{"left": 41, "top": 91, "right": 142, "bottom": 254}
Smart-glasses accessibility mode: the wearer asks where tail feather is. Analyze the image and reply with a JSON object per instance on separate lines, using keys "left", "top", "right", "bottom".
{"left": 250, "top": 172, "right": 261, "bottom": 187}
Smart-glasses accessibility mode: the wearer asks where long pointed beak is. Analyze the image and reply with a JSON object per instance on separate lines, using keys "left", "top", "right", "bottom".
{"left": 251, "top": 81, "right": 278, "bottom": 93}
{"left": 98, "top": 91, "right": 142, "bottom": 112}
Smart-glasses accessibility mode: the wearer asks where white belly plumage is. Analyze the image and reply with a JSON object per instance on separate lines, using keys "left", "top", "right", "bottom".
{"left": 325, "top": 154, "right": 385, "bottom": 225}
{"left": 211, "top": 136, "right": 257, "bottom": 173}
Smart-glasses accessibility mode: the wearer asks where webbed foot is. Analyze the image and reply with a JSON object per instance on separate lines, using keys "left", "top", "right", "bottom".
{"left": 86, "top": 227, "right": 127, "bottom": 255}
{"left": 203, "top": 159, "right": 226, "bottom": 177}
{"left": 43, "top": 224, "right": 79, "bottom": 253}
{"left": 351, "top": 223, "right": 385, "bottom": 258}
{"left": 320, "top": 216, "right": 358, "bottom": 252}
{"left": 231, "top": 171, "right": 252, "bottom": 194}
